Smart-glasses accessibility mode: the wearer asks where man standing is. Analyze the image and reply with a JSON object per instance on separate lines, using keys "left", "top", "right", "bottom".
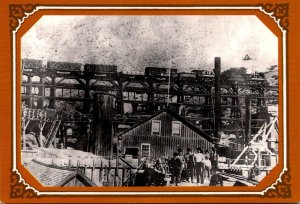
{"left": 204, "top": 156, "right": 212, "bottom": 178}
{"left": 204, "top": 150, "right": 210, "bottom": 159}
{"left": 168, "top": 152, "right": 177, "bottom": 185}
{"left": 177, "top": 149, "right": 186, "bottom": 182}
{"left": 248, "top": 162, "right": 260, "bottom": 181}
{"left": 184, "top": 148, "right": 195, "bottom": 183}
{"left": 173, "top": 149, "right": 185, "bottom": 185}
{"left": 194, "top": 147, "right": 205, "bottom": 184}
{"left": 210, "top": 147, "right": 219, "bottom": 171}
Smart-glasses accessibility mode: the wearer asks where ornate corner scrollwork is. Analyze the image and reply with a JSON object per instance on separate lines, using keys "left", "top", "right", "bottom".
{"left": 10, "top": 171, "right": 38, "bottom": 198}
{"left": 9, "top": 4, "right": 37, "bottom": 32}
{"left": 259, "top": 3, "right": 289, "bottom": 30}
{"left": 264, "top": 171, "right": 291, "bottom": 198}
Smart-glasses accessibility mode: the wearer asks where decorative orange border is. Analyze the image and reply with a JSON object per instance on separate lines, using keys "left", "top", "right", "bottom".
{"left": 1, "top": 0, "right": 300, "bottom": 203}
{"left": 9, "top": 2, "right": 291, "bottom": 199}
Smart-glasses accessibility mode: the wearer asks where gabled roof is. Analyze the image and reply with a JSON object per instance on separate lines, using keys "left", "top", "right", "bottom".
{"left": 118, "top": 108, "right": 214, "bottom": 143}
{"left": 59, "top": 169, "right": 97, "bottom": 187}
{"left": 25, "top": 159, "right": 96, "bottom": 187}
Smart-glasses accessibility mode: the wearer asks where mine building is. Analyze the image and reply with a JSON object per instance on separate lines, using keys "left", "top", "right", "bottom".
{"left": 116, "top": 108, "right": 214, "bottom": 159}
{"left": 21, "top": 58, "right": 278, "bottom": 157}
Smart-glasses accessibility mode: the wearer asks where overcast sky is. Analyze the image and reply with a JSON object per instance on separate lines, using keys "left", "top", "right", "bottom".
{"left": 22, "top": 15, "right": 278, "bottom": 73}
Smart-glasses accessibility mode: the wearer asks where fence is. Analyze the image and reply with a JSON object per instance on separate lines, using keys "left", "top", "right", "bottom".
{"left": 76, "top": 159, "right": 136, "bottom": 186}
{"left": 23, "top": 151, "right": 139, "bottom": 186}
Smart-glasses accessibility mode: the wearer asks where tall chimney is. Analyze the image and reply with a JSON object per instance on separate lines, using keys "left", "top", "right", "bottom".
{"left": 214, "top": 57, "right": 222, "bottom": 140}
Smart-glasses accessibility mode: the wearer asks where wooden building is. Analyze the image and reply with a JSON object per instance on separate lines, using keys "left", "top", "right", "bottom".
{"left": 118, "top": 109, "right": 215, "bottom": 159}
{"left": 25, "top": 159, "right": 97, "bottom": 187}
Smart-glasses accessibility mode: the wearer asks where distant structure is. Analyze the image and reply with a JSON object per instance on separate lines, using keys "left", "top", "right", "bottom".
{"left": 243, "top": 54, "right": 252, "bottom": 61}
{"left": 21, "top": 59, "right": 278, "bottom": 154}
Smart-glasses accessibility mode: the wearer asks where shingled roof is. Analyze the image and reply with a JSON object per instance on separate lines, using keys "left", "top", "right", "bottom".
{"left": 25, "top": 159, "right": 96, "bottom": 187}
{"left": 117, "top": 108, "right": 215, "bottom": 143}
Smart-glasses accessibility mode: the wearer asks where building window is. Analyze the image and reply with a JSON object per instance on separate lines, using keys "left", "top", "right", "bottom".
{"left": 78, "top": 90, "right": 85, "bottom": 98}
{"left": 124, "top": 147, "right": 139, "bottom": 158}
{"left": 31, "top": 76, "right": 40, "bottom": 83}
{"left": 21, "top": 86, "right": 26, "bottom": 94}
{"left": 22, "top": 75, "right": 28, "bottom": 82}
{"left": 71, "top": 89, "right": 79, "bottom": 98}
{"left": 172, "top": 121, "right": 181, "bottom": 136}
{"left": 55, "top": 89, "right": 62, "bottom": 97}
{"left": 63, "top": 89, "right": 70, "bottom": 98}
{"left": 45, "top": 88, "right": 51, "bottom": 97}
{"left": 151, "top": 120, "right": 161, "bottom": 136}
{"left": 31, "top": 87, "right": 39, "bottom": 95}
{"left": 141, "top": 143, "right": 150, "bottom": 157}
{"left": 66, "top": 128, "right": 73, "bottom": 136}
{"left": 43, "top": 100, "right": 49, "bottom": 108}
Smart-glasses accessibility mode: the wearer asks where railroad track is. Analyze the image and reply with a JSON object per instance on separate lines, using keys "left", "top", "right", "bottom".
{"left": 218, "top": 172, "right": 259, "bottom": 186}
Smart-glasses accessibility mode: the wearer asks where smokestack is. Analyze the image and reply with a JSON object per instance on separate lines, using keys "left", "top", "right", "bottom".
{"left": 214, "top": 57, "right": 221, "bottom": 140}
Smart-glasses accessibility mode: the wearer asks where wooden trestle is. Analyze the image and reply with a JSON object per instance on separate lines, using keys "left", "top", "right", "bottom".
{"left": 21, "top": 59, "right": 278, "bottom": 146}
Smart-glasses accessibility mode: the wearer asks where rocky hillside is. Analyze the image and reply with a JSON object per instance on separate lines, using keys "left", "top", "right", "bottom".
{"left": 265, "top": 65, "right": 278, "bottom": 86}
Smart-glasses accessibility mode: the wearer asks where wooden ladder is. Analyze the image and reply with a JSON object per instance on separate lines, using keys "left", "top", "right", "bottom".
{"left": 45, "top": 120, "right": 61, "bottom": 148}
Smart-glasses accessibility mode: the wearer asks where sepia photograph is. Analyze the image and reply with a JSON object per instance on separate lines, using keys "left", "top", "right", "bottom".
{"left": 20, "top": 15, "right": 278, "bottom": 187}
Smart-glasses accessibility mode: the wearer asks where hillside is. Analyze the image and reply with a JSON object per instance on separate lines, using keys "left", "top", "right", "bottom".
{"left": 265, "top": 65, "right": 278, "bottom": 86}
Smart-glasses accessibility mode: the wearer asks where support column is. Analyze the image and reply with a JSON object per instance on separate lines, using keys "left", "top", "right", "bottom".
{"left": 48, "top": 76, "right": 54, "bottom": 108}
{"left": 245, "top": 95, "right": 252, "bottom": 144}
{"left": 83, "top": 74, "right": 91, "bottom": 113}
{"left": 23, "top": 75, "right": 31, "bottom": 106}
{"left": 132, "top": 102, "right": 138, "bottom": 114}
{"left": 117, "top": 77, "right": 124, "bottom": 114}
{"left": 38, "top": 75, "right": 44, "bottom": 109}
{"left": 22, "top": 120, "right": 26, "bottom": 150}
{"left": 147, "top": 81, "right": 154, "bottom": 114}
{"left": 214, "top": 57, "right": 222, "bottom": 140}
{"left": 93, "top": 93, "right": 115, "bottom": 156}
{"left": 205, "top": 92, "right": 212, "bottom": 117}
{"left": 27, "top": 76, "right": 32, "bottom": 108}
{"left": 176, "top": 79, "right": 183, "bottom": 103}
{"left": 261, "top": 89, "right": 266, "bottom": 106}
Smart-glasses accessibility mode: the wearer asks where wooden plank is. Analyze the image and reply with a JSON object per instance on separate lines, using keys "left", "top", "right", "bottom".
{"left": 99, "top": 160, "right": 103, "bottom": 186}
{"left": 91, "top": 159, "right": 95, "bottom": 182}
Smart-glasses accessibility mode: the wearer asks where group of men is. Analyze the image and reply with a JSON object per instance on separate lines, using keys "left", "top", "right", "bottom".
{"left": 168, "top": 147, "right": 220, "bottom": 186}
